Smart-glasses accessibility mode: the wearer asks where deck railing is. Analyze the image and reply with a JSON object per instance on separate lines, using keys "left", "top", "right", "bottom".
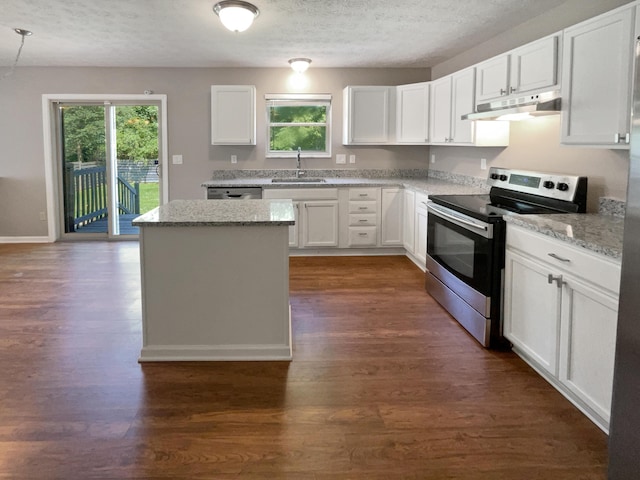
{"left": 65, "top": 164, "right": 140, "bottom": 232}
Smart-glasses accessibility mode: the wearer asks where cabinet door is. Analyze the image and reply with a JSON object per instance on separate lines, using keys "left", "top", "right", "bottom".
{"left": 503, "top": 249, "right": 562, "bottom": 375}
{"left": 302, "top": 201, "right": 339, "bottom": 247}
{"left": 381, "top": 188, "right": 402, "bottom": 246}
{"left": 561, "top": 7, "right": 634, "bottom": 146}
{"left": 475, "top": 54, "right": 510, "bottom": 103}
{"left": 429, "top": 76, "right": 452, "bottom": 144}
{"left": 289, "top": 202, "right": 300, "bottom": 248}
{"left": 450, "top": 68, "right": 475, "bottom": 144}
{"left": 343, "top": 86, "right": 391, "bottom": 144}
{"left": 210, "top": 85, "right": 256, "bottom": 145}
{"left": 396, "top": 83, "right": 429, "bottom": 144}
{"left": 559, "top": 277, "right": 618, "bottom": 425}
{"left": 403, "top": 190, "right": 415, "bottom": 253}
{"left": 510, "top": 35, "right": 559, "bottom": 96}
{"left": 414, "top": 195, "right": 429, "bottom": 267}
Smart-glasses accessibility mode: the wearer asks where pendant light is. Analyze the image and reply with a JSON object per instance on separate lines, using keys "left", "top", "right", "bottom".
{"left": 213, "top": 1, "right": 260, "bottom": 33}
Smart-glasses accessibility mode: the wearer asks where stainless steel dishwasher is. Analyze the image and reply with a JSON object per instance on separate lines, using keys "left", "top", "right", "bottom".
{"left": 206, "top": 187, "right": 262, "bottom": 199}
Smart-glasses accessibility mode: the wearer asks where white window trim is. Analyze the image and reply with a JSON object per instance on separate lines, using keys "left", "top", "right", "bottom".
{"left": 265, "top": 93, "right": 332, "bottom": 158}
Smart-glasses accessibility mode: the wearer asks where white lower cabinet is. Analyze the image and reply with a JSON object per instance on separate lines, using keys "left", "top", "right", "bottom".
{"left": 381, "top": 188, "right": 403, "bottom": 246}
{"left": 263, "top": 188, "right": 339, "bottom": 249}
{"left": 302, "top": 201, "right": 339, "bottom": 247}
{"left": 402, "top": 189, "right": 416, "bottom": 254}
{"left": 504, "top": 224, "right": 620, "bottom": 432}
{"left": 414, "top": 192, "right": 429, "bottom": 268}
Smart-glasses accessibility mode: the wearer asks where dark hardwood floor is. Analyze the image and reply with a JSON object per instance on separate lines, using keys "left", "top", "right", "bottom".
{"left": 0, "top": 242, "right": 607, "bottom": 479}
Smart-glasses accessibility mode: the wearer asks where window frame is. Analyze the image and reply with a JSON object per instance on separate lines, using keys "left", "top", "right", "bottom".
{"left": 265, "top": 93, "right": 332, "bottom": 158}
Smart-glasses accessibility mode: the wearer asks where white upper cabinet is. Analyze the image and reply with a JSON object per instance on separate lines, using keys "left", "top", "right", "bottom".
{"left": 475, "top": 34, "right": 560, "bottom": 104}
{"left": 430, "top": 68, "right": 475, "bottom": 144}
{"left": 396, "top": 82, "right": 430, "bottom": 144}
{"left": 430, "top": 75, "right": 453, "bottom": 144}
{"left": 343, "top": 86, "right": 394, "bottom": 145}
{"left": 210, "top": 85, "right": 256, "bottom": 145}
{"left": 430, "top": 67, "right": 509, "bottom": 146}
{"left": 475, "top": 55, "right": 511, "bottom": 103}
{"left": 561, "top": 4, "right": 635, "bottom": 147}
{"left": 510, "top": 35, "right": 560, "bottom": 95}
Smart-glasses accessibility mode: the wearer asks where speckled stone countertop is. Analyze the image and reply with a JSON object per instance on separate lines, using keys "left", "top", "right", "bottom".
{"left": 201, "top": 177, "right": 489, "bottom": 196}
{"left": 504, "top": 213, "right": 624, "bottom": 261}
{"left": 132, "top": 199, "right": 295, "bottom": 227}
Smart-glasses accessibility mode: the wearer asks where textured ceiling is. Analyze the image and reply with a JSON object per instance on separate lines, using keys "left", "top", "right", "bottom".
{"left": 0, "top": 0, "right": 570, "bottom": 69}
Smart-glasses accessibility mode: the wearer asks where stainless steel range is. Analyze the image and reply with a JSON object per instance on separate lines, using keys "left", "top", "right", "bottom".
{"left": 425, "top": 167, "right": 587, "bottom": 348}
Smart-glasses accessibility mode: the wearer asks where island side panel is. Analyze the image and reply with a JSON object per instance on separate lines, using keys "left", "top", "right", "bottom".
{"left": 138, "top": 224, "right": 291, "bottom": 361}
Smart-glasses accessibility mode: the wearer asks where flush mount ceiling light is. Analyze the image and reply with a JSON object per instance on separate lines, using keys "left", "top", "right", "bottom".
{"left": 213, "top": 1, "right": 259, "bottom": 33}
{"left": 1, "top": 28, "right": 33, "bottom": 81}
{"left": 288, "top": 58, "right": 312, "bottom": 74}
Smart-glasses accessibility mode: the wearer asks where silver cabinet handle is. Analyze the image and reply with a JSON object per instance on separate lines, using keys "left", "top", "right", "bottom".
{"left": 500, "top": 88, "right": 507, "bottom": 95}
{"left": 548, "top": 253, "right": 571, "bottom": 263}
{"left": 548, "top": 274, "right": 566, "bottom": 286}
{"left": 358, "top": 232, "right": 368, "bottom": 237}
{"left": 614, "top": 133, "right": 630, "bottom": 144}
{"left": 359, "top": 193, "right": 368, "bottom": 197}
{"left": 358, "top": 219, "right": 368, "bottom": 223}
{"left": 359, "top": 207, "right": 368, "bottom": 210}
{"left": 510, "top": 86, "right": 517, "bottom": 94}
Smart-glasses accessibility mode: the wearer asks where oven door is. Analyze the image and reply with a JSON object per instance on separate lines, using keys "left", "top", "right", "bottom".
{"left": 426, "top": 202, "right": 495, "bottom": 298}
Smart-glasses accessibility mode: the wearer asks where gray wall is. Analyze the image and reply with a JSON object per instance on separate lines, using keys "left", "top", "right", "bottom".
{"left": 0, "top": 67, "right": 430, "bottom": 238}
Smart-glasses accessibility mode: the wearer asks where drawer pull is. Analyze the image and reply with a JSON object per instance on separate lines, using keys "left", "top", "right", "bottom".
{"left": 548, "top": 253, "right": 571, "bottom": 263}
{"left": 359, "top": 207, "right": 368, "bottom": 210}
{"left": 358, "top": 233, "right": 368, "bottom": 237}
{"left": 358, "top": 219, "right": 368, "bottom": 223}
{"left": 359, "top": 193, "right": 368, "bottom": 197}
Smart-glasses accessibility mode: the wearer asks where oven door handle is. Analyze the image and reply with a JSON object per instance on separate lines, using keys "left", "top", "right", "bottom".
{"left": 427, "top": 202, "right": 493, "bottom": 239}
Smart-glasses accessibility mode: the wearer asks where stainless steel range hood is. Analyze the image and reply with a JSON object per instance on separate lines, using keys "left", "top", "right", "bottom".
{"left": 462, "top": 90, "right": 561, "bottom": 121}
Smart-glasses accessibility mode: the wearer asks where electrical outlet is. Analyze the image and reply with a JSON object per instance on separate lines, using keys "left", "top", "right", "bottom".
{"left": 336, "top": 154, "right": 346, "bottom": 164}
{"left": 231, "top": 155, "right": 237, "bottom": 164}
{"left": 349, "top": 154, "right": 356, "bottom": 164}
{"left": 39, "top": 211, "right": 46, "bottom": 221}
{"left": 430, "top": 154, "right": 436, "bottom": 164}
{"left": 480, "top": 158, "right": 487, "bottom": 170}
{"left": 172, "top": 154, "right": 183, "bottom": 165}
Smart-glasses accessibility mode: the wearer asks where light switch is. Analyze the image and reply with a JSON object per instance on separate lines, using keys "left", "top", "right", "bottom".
{"left": 172, "top": 154, "right": 183, "bottom": 165}
{"left": 349, "top": 154, "right": 356, "bottom": 164}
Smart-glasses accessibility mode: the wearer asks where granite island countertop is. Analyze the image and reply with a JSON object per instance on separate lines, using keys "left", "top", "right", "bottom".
{"left": 504, "top": 213, "right": 624, "bottom": 261}
{"left": 133, "top": 199, "right": 295, "bottom": 227}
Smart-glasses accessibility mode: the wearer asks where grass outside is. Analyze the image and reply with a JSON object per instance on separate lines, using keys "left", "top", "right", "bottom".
{"left": 138, "top": 182, "right": 159, "bottom": 214}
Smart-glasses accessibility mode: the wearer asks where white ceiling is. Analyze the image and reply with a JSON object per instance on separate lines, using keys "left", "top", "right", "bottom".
{"left": 0, "top": 0, "right": 570, "bottom": 69}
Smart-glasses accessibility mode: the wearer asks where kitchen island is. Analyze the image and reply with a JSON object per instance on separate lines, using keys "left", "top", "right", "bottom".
{"left": 132, "top": 199, "right": 295, "bottom": 362}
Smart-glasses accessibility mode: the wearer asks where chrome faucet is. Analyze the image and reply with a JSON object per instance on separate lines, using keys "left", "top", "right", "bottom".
{"left": 296, "top": 147, "right": 304, "bottom": 178}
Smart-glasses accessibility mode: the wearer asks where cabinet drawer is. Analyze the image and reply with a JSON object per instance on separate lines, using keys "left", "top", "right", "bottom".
{"left": 507, "top": 225, "right": 621, "bottom": 294}
{"left": 349, "top": 214, "right": 377, "bottom": 226}
{"left": 348, "top": 227, "right": 378, "bottom": 246}
{"left": 349, "top": 201, "right": 377, "bottom": 214}
{"left": 348, "top": 188, "right": 379, "bottom": 200}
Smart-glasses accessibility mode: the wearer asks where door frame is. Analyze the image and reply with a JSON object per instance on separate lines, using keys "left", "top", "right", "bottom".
{"left": 42, "top": 93, "right": 168, "bottom": 241}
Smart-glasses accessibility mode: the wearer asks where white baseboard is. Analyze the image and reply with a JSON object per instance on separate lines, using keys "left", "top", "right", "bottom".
{"left": 289, "top": 247, "right": 405, "bottom": 256}
{"left": 138, "top": 344, "right": 293, "bottom": 362}
{"left": 0, "top": 236, "right": 52, "bottom": 244}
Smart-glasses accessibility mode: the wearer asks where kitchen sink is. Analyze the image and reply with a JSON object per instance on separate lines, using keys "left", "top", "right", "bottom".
{"left": 271, "top": 178, "right": 326, "bottom": 183}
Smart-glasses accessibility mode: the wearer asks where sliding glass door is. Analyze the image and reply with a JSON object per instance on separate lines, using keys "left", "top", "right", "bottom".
{"left": 57, "top": 102, "right": 160, "bottom": 238}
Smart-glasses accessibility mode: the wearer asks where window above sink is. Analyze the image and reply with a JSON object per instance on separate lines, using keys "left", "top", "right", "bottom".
{"left": 265, "top": 94, "right": 332, "bottom": 159}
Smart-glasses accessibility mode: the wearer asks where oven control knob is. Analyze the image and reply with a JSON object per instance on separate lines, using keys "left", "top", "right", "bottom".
{"left": 499, "top": 174, "right": 508, "bottom": 181}
{"left": 490, "top": 173, "right": 499, "bottom": 180}
{"left": 543, "top": 181, "right": 555, "bottom": 189}
{"left": 557, "top": 182, "right": 569, "bottom": 191}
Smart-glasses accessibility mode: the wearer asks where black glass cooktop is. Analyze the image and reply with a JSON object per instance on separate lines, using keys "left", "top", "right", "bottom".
{"left": 430, "top": 193, "right": 566, "bottom": 222}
